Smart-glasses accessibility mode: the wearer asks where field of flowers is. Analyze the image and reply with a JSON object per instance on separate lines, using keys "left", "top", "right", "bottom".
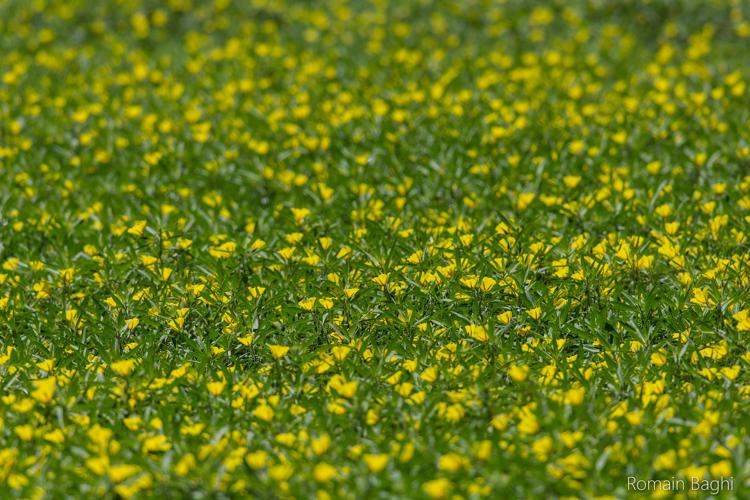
{"left": 1, "top": 0, "right": 750, "bottom": 498}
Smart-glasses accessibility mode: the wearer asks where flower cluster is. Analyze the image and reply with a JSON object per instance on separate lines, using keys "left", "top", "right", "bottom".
{"left": 1, "top": 0, "right": 750, "bottom": 497}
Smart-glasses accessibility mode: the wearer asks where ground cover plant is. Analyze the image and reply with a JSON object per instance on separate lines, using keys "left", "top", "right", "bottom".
{"left": 1, "top": 0, "right": 750, "bottom": 498}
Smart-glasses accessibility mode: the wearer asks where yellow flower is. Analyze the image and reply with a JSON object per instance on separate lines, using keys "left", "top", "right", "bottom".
{"left": 563, "top": 386, "right": 585, "bottom": 406}
{"left": 319, "top": 298, "right": 334, "bottom": 310}
{"left": 531, "top": 436, "right": 553, "bottom": 460}
{"left": 419, "top": 366, "right": 438, "bottom": 383}
{"left": 253, "top": 404, "right": 274, "bottom": 422}
{"left": 479, "top": 277, "right": 496, "bottom": 292}
{"left": 372, "top": 273, "right": 389, "bottom": 286}
{"left": 86, "top": 455, "right": 109, "bottom": 475}
{"left": 363, "top": 453, "right": 388, "bottom": 473}
{"left": 142, "top": 434, "right": 171, "bottom": 453}
{"left": 209, "top": 241, "right": 237, "bottom": 259}
{"left": 60, "top": 267, "right": 75, "bottom": 283}
{"left": 181, "top": 422, "right": 205, "bottom": 436}
{"left": 518, "top": 409, "right": 540, "bottom": 435}
{"left": 330, "top": 377, "right": 358, "bottom": 398}
{"left": 291, "top": 207, "right": 311, "bottom": 224}
{"left": 650, "top": 352, "right": 667, "bottom": 366}
{"left": 88, "top": 425, "right": 112, "bottom": 450}
{"left": 516, "top": 192, "right": 536, "bottom": 210}
{"left": 527, "top": 307, "right": 542, "bottom": 320}
{"left": 278, "top": 247, "right": 296, "bottom": 260}
{"left": 562, "top": 175, "right": 581, "bottom": 188}
{"left": 560, "top": 431, "right": 583, "bottom": 448}
{"left": 437, "top": 453, "right": 464, "bottom": 472}
{"left": 508, "top": 364, "right": 528, "bottom": 382}
{"left": 269, "top": 463, "right": 294, "bottom": 482}
{"left": 127, "top": 220, "right": 147, "bottom": 236}
{"left": 710, "top": 460, "right": 732, "bottom": 478}
{"left": 497, "top": 311, "right": 513, "bottom": 325}
{"left": 732, "top": 309, "right": 750, "bottom": 331}
{"left": 298, "top": 297, "right": 316, "bottom": 311}
{"left": 625, "top": 410, "right": 643, "bottom": 426}
{"left": 65, "top": 308, "right": 78, "bottom": 324}
{"left": 423, "top": 478, "right": 451, "bottom": 499}
{"left": 109, "top": 464, "right": 140, "bottom": 483}
{"left": 311, "top": 434, "right": 331, "bottom": 456}
{"left": 250, "top": 239, "right": 266, "bottom": 251}
{"left": 15, "top": 424, "right": 34, "bottom": 441}
{"left": 237, "top": 334, "right": 254, "bottom": 346}
{"left": 2, "top": 257, "right": 20, "bottom": 271}
{"left": 635, "top": 255, "right": 654, "bottom": 270}
{"left": 110, "top": 359, "right": 137, "bottom": 377}
{"left": 313, "top": 462, "right": 337, "bottom": 482}
{"left": 38, "top": 359, "right": 55, "bottom": 371}
{"left": 331, "top": 346, "right": 350, "bottom": 361}
{"left": 690, "top": 288, "right": 715, "bottom": 306}
{"left": 207, "top": 380, "right": 226, "bottom": 396}
{"left": 31, "top": 377, "right": 56, "bottom": 405}
{"left": 44, "top": 429, "right": 66, "bottom": 444}
{"left": 465, "top": 324, "right": 488, "bottom": 342}
{"left": 268, "top": 344, "right": 290, "bottom": 359}
{"left": 123, "top": 416, "right": 142, "bottom": 431}
{"left": 319, "top": 237, "right": 332, "bottom": 250}
{"left": 459, "top": 234, "right": 473, "bottom": 246}
{"left": 245, "top": 450, "right": 269, "bottom": 469}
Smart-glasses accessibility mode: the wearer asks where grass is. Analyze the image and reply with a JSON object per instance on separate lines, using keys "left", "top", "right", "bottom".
{"left": 1, "top": 0, "right": 750, "bottom": 498}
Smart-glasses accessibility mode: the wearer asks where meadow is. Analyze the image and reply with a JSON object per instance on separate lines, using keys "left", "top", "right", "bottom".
{"left": 1, "top": 0, "right": 750, "bottom": 498}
